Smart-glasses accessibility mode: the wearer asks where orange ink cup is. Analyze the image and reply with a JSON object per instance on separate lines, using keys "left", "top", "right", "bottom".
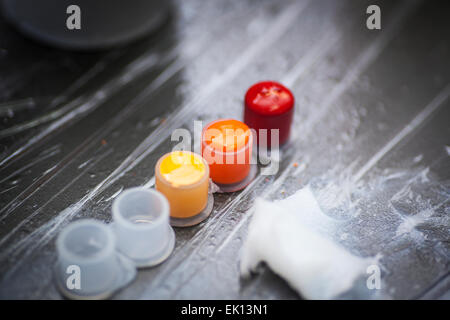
{"left": 201, "top": 119, "right": 253, "bottom": 186}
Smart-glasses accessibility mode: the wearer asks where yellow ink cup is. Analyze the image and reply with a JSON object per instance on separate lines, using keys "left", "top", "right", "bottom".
{"left": 155, "top": 151, "right": 213, "bottom": 227}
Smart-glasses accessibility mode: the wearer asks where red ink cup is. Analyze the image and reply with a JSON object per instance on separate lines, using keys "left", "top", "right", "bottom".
{"left": 244, "top": 81, "right": 295, "bottom": 147}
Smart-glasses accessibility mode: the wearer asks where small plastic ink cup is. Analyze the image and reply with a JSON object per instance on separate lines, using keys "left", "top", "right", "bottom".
{"left": 201, "top": 119, "right": 257, "bottom": 192}
{"left": 155, "top": 151, "right": 214, "bottom": 227}
{"left": 244, "top": 81, "right": 295, "bottom": 147}
{"left": 112, "top": 187, "right": 175, "bottom": 267}
{"left": 55, "top": 219, "right": 136, "bottom": 300}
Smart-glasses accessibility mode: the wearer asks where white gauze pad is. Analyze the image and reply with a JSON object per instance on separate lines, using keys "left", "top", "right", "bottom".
{"left": 240, "top": 187, "right": 369, "bottom": 299}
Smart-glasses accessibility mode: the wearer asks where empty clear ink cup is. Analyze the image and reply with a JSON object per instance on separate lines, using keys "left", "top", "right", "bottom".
{"left": 112, "top": 187, "right": 175, "bottom": 268}
{"left": 55, "top": 219, "right": 136, "bottom": 300}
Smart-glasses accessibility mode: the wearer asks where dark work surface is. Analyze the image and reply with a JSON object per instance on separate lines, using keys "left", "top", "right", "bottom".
{"left": 0, "top": 0, "right": 449, "bottom": 299}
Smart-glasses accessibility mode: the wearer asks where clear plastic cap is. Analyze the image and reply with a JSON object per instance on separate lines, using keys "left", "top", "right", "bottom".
{"left": 112, "top": 187, "right": 175, "bottom": 268}
{"left": 55, "top": 219, "right": 136, "bottom": 300}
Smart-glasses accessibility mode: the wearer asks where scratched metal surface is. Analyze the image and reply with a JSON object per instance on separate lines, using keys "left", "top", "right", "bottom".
{"left": 0, "top": 0, "right": 449, "bottom": 299}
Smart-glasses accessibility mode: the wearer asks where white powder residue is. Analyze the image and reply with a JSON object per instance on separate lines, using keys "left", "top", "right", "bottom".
{"left": 240, "top": 188, "right": 371, "bottom": 300}
{"left": 418, "top": 167, "right": 430, "bottom": 183}
{"left": 395, "top": 208, "right": 434, "bottom": 237}
{"left": 312, "top": 161, "right": 363, "bottom": 218}
{"left": 340, "top": 233, "right": 349, "bottom": 241}
{"left": 413, "top": 154, "right": 423, "bottom": 163}
{"left": 390, "top": 168, "right": 430, "bottom": 202}
{"left": 445, "top": 146, "right": 450, "bottom": 156}
{"left": 391, "top": 184, "right": 414, "bottom": 202}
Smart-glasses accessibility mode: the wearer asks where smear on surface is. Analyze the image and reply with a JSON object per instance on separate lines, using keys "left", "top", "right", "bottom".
{"left": 395, "top": 208, "right": 433, "bottom": 238}
{"left": 240, "top": 188, "right": 372, "bottom": 300}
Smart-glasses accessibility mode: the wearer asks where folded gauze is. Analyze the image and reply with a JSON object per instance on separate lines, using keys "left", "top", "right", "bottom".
{"left": 240, "top": 187, "right": 371, "bottom": 300}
